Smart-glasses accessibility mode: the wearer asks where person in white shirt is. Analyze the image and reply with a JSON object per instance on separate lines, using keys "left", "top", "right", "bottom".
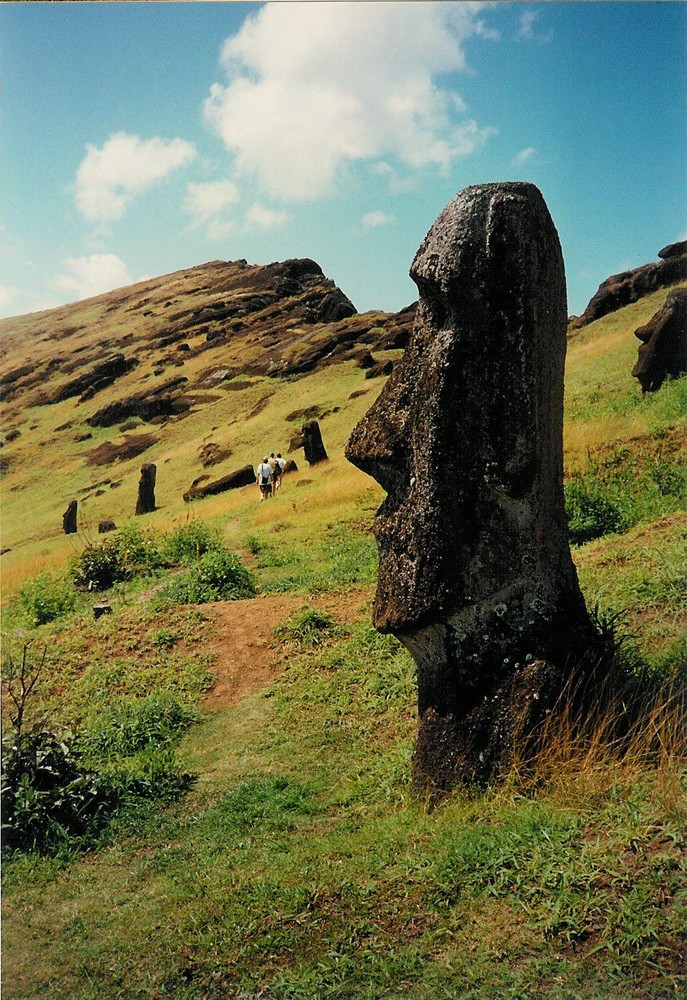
{"left": 256, "top": 457, "right": 274, "bottom": 501}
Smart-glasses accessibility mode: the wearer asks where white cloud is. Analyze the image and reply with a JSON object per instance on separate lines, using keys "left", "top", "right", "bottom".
{"left": 0, "top": 285, "right": 17, "bottom": 311}
{"left": 76, "top": 132, "right": 197, "bottom": 222}
{"left": 362, "top": 210, "right": 397, "bottom": 230}
{"left": 518, "top": 10, "right": 553, "bottom": 44}
{"left": 204, "top": 2, "right": 496, "bottom": 201}
{"left": 53, "top": 254, "right": 133, "bottom": 301}
{"left": 183, "top": 179, "right": 240, "bottom": 227}
{"left": 245, "top": 203, "right": 290, "bottom": 230}
{"left": 514, "top": 147, "right": 537, "bottom": 166}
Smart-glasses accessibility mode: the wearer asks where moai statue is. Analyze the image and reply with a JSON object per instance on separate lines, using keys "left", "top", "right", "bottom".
{"left": 302, "top": 420, "right": 328, "bottom": 465}
{"left": 63, "top": 500, "right": 78, "bottom": 534}
{"left": 631, "top": 288, "right": 687, "bottom": 392}
{"left": 346, "top": 182, "right": 599, "bottom": 794}
{"left": 135, "top": 463, "right": 157, "bottom": 515}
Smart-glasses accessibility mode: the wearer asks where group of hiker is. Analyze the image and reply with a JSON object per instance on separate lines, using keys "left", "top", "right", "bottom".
{"left": 256, "top": 452, "right": 287, "bottom": 500}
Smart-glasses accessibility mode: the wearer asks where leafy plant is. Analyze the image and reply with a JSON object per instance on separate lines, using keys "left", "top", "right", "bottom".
{"left": 17, "top": 572, "right": 76, "bottom": 626}
{"left": 274, "top": 606, "right": 342, "bottom": 647}
{"left": 156, "top": 548, "right": 256, "bottom": 605}
{"left": 79, "top": 695, "right": 196, "bottom": 760}
{"left": 161, "top": 519, "right": 221, "bottom": 565}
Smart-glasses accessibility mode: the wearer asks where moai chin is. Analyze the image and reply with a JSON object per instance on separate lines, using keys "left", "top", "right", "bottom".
{"left": 346, "top": 182, "right": 598, "bottom": 794}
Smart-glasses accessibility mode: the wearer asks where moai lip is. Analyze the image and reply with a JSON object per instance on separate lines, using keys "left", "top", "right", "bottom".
{"left": 346, "top": 182, "right": 599, "bottom": 793}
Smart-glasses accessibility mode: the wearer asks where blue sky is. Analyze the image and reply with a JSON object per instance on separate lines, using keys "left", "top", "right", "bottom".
{"left": 1, "top": 2, "right": 686, "bottom": 320}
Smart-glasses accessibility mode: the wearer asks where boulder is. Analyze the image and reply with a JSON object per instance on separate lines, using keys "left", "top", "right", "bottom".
{"left": 570, "top": 252, "right": 687, "bottom": 329}
{"left": 347, "top": 182, "right": 599, "bottom": 795}
{"left": 98, "top": 519, "right": 117, "bottom": 534}
{"left": 658, "top": 240, "right": 687, "bottom": 259}
{"left": 632, "top": 288, "right": 687, "bottom": 392}
{"left": 135, "top": 463, "right": 157, "bottom": 515}
{"left": 63, "top": 500, "right": 78, "bottom": 535}
{"left": 183, "top": 464, "right": 255, "bottom": 502}
{"left": 302, "top": 420, "right": 328, "bottom": 465}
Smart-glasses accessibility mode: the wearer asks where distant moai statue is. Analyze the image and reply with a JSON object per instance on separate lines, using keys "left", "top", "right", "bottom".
{"left": 135, "top": 463, "right": 157, "bottom": 515}
{"left": 631, "top": 288, "right": 687, "bottom": 392}
{"left": 63, "top": 500, "right": 78, "bottom": 534}
{"left": 302, "top": 420, "right": 328, "bottom": 465}
{"left": 346, "top": 182, "right": 599, "bottom": 795}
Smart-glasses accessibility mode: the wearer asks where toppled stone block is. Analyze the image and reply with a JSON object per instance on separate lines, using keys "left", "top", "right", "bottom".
{"left": 183, "top": 464, "right": 255, "bottom": 502}
{"left": 347, "top": 181, "right": 598, "bottom": 794}
{"left": 631, "top": 288, "right": 687, "bottom": 392}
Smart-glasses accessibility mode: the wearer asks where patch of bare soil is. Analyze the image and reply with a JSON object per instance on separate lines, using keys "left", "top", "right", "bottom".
{"left": 200, "top": 588, "right": 374, "bottom": 710}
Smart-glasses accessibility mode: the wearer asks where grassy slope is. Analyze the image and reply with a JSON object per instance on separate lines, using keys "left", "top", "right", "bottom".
{"left": 2, "top": 283, "right": 686, "bottom": 999}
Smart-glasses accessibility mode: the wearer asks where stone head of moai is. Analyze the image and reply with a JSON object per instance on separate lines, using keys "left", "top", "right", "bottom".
{"left": 346, "top": 182, "right": 597, "bottom": 793}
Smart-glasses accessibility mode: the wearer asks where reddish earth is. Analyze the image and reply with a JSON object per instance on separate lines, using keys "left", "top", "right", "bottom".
{"left": 200, "top": 588, "right": 374, "bottom": 709}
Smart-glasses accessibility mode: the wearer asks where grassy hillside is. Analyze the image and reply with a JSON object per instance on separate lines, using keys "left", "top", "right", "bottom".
{"left": 1, "top": 275, "right": 686, "bottom": 999}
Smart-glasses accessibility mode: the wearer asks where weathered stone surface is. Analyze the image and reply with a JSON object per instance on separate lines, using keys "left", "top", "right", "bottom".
{"left": 658, "top": 240, "right": 687, "bottom": 259}
{"left": 283, "top": 460, "right": 298, "bottom": 474}
{"left": 98, "top": 519, "right": 117, "bottom": 534}
{"left": 302, "top": 420, "right": 328, "bottom": 465}
{"left": 364, "top": 359, "right": 394, "bottom": 380}
{"left": 86, "top": 377, "right": 189, "bottom": 428}
{"left": 632, "top": 288, "right": 687, "bottom": 392}
{"left": 570, "top": 252, "right": 687, "bottom": 329}
{"left": 135, "top": 463, "right": 157, "bottom": 515}
{"left": 346, "top": 181, "right": 598, "bottom": 794}
{"left": 183, "top": 464, "right": 255, "bottom": 502}
{"left": 63, "top": 500, "right": 78, "bottom": 534}
{"left": 50, "top": 353, "right": 139, "bottom": 403}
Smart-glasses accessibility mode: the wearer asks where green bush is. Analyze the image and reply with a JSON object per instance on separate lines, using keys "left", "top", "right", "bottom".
{"left": 161, "top": 520, "right": 221, "bottom": 565}
{"left": 1, "top": 730, "right": 110, "bottom": 854}
{"left": 17, "top": 573, "right": 76, "bottom": 626}
{"left": 79, "top": 695, "right": 196, "bottom": 760}
{"left": 157, "top": 548, "right": 256, "bottom": 605}
{"left": 71, "top": 525, "right": 165, "bottom": 591}
{"left": 274, "top": 606, "right": 341, "bottom": 647}
{"left": 1, "top": 695, "right": 197, "bottom": 857}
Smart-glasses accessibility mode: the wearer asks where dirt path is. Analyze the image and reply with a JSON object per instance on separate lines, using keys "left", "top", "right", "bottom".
{"left": 199, "top": 588, "right": 374, "bottom": 710}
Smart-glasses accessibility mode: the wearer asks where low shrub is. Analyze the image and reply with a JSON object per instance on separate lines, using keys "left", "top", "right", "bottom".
{"left": 161, "top": 520, "right": 221, "bottom": 565}
{"left": 17, "top": 572, "right": 76, "bottom": 626}
{"left": 79, "top": 695, "right": 196, "bottom": 760}
{"left": 157, "top": 549, "right": 256, "bottom": 605}
{"left": 274, "top": 606, "right": 342, "bottom": 647}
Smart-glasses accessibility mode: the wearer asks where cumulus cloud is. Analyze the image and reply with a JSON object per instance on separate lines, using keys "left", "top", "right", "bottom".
{"left": 76, "top": 132, "right": 197, "bottom": 222}
{"left": 362, "top": 210, "right": 397, "bottom": 230}
{"left": 514, "top": 147, "right": 537, "bottom": 165}
{"left": 204, "top": 2, "right": 496, "bottom": 201}
{"left": 245, "top": 203, "right": 290, "bottom": 231}
{"left": 183, "top": 179, "right": 241, "bottom": 230}
{"left": 53, "top": 254, "right": 133, "bottom": 301}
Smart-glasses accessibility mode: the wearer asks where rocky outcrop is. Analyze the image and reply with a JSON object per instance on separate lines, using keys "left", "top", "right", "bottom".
{"left": 87, "top": 377, "right": 189, "bottom": 428}
{"left": 302, "top": 420, "right": 328, "bottom": 465}
{"left": 632, "top": 288, "right": 687, "bottom": 392}
{"left": 570, "top": 248, "right": 687, "bottom": 330}
{"left": 347, "top": 182, "right": 599, "bottom": 795}
{"left": 183, "top": 464, "right": 255, "bottom": 502}
{"left": 49, "top": 354, "right": 139, "bottom": 403}
{"left": 135, "top": 463, "right": 156, "bottom": 515}
{"left": 63, "top": 500, "right": 77, "bottom": 534}
{"left": 658, "top": 240, "right": 687, "bottom": 259}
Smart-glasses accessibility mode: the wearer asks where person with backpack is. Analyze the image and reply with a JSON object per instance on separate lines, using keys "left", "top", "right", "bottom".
{"left": 268, "top": 452, "right": 279, "bottom": 496}
{"left": 275, "top": 453, "right": 286, "bottom": 492}
{"left": 256, "top": 456, "right": 274, "bottom": 501}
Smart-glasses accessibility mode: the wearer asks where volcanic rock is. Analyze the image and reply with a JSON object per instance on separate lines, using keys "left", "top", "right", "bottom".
{"left": 302, "top": 420, "right": 328, "bottom": 465}
{"left": 183, "top": 464, "right": 255, "bottom": 502}
{"left": 347, "top": 181, "right": 599, "bottom": 795}
{"left": 63, "top": 500, "right": 78, "bottom": 535}
{"left": 632, "top": 288, "right": 687, "bottom": 392}
{"left": 135, "top": 463, "right": 157, "bottom": 515}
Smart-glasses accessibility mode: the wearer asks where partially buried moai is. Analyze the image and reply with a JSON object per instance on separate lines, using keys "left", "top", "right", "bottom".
{"left": 135, "top": 463, "right": 157, "bottom": 515}
{"left": 346, "top": 182, "right": 599, "bottom": 794}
